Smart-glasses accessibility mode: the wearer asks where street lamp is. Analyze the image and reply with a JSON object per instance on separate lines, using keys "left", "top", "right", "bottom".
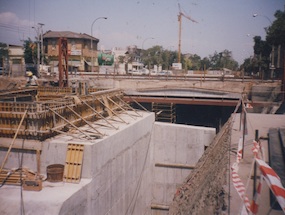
{"left": 253, "top": 13, "right": 272, "bottom": 24}
{"left": 142, "top": 37, "right": 155, "bottom": 50}
{"left": 91, "top": 17, "right": 107, "bottom": 73}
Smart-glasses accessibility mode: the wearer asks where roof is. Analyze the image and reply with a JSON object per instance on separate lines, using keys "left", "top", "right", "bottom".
{"left": 43, "top": 30, "right": 99, "bottom": 41}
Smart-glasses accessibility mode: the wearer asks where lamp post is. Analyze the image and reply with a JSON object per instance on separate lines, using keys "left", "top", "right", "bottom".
{"left": 142, "top": 37, "right": 154, "bottom": 50}
{"left": 91, "top": 17, "right": 107, "bottom": 73}
{"left": 253, "top": 13, "right": 272, "bottom": 25}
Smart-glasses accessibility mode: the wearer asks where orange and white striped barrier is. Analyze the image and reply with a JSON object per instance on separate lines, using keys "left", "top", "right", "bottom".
{"left": 231, "top": 163, "right": 251, "bottom": 213}
{"left": 255, "top": 158, "right": 285, "bottom": 213}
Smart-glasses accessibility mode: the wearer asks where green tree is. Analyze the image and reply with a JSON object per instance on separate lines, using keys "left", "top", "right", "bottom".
{"left": 185, "top": 54, "right": 201, "bottom": 70}
{"left": 200, "top": 57, "right": 211, "bottom": 70}
{"left": 266, "top": 10, "right": 285, "bottom": 79}
{"left": 23, "top": 38, "right": 37, "bottom": 65}
{"left": 0, "top": 43, "right": 9, "bottom": 67}
{"left": 266, "top": 10, "right": 285, "bottom": 46}
{"left": 209, "top": 50, "right": 238, "bottom": 70}
{"left": 252, "top": 36, "right": 271, "bottom": 78}
{"left": 241, "top": 57, "right": 256, "bottom": 76}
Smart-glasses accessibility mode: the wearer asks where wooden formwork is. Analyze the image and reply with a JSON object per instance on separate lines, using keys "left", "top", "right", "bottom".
{"left": 63, "top": 143, "right": 84, "bottom": 183}
{"left": 0, "top": 88, "right": 126, "bottom": 140}
{"left": 37, "top": 86, "right": 73, "bottom": 101}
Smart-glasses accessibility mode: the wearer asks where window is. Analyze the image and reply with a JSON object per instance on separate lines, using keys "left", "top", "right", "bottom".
{"left": 52, "top": 40, "right": 56, "bottom": 50}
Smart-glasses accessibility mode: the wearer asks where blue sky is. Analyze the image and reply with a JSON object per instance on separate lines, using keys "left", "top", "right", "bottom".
{"left": 0, "top": 0, "right": 284, "bottom": 64}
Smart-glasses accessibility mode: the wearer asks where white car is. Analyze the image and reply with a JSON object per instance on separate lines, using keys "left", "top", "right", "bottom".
{"left": 131, "top": 70, "right": 142, "bottom": 75}
{"left": 140, "top": 68, "right": 150, "bottom": 75}
{"left": 150, "top": 70, "right": 158, "bottom": 75}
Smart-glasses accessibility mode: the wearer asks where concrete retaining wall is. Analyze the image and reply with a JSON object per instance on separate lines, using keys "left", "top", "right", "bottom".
{"left": 0, "top": 112, "right": 155, "bottom": 215}
{"left": 150, "top": 122, "right": 216, "bottom": 214}
{"left": 0, "top": 111, "right": 216, "bottom": 215}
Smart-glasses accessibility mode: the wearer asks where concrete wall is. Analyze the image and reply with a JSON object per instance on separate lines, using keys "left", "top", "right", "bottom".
{"left": 150, "top": 122, "right": 216, "bottom": 214}
{"left": 89, "top": 78, "right": 280, "bottom": 94}
{"left": 44, "top": 111, "right": 155, "bottom": 215}
{"left": 0, "top": 111, "right": 216, "bottom": 215}
{"left": 0, "top": 112, "right": 155, "bottom": 215}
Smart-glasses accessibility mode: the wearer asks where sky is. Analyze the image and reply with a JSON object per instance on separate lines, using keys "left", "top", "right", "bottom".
{"left": 0, "top": 0, "right": 284, "bottom": 64}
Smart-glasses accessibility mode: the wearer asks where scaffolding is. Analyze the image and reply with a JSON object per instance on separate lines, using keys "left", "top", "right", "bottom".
{"left": 152, "top": 102, "right": 176, "bottom": 123}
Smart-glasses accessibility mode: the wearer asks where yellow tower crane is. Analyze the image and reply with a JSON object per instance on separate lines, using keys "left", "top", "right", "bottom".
{"left": 177, "top": 3, "right": 198, "bottom": 64}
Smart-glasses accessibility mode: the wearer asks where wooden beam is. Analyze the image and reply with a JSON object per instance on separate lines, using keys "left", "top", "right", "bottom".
{"left": 151, "top": 203, "right": 170, "bottom": 210}
{"left": 155, "top": 162, "right": 195, "bottom": 169}
{"left": 0, "top": 138, "right": 42, "bottom": 151}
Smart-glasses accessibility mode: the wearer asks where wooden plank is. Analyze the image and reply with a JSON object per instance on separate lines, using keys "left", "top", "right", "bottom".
{"left": 64, "top": 143, "right": 84, "bottom": 183}
{"left": 155, "top": 162, "right": 195, "bottom": 169}
{"left": 75, "top": 145, "right": 84, "bottom": 183}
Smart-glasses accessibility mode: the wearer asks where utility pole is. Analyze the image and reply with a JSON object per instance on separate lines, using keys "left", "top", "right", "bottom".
{"left": 32, "top": 23, "right": 44, "bottom": 77}
{"left": 38, "top": 23, "right": 45, "bottom": 66}
{"left": 32, "top": 25, "right": 40, "bottom": 77}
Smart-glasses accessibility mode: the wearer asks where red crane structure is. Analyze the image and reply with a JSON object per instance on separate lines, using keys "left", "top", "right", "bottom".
{"left": 58, "top": 37, "right": 68, "bottom": 87}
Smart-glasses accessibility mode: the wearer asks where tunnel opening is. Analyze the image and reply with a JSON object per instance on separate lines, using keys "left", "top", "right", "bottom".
{"left": 131, "top": 102, "right": 237, "bottom": 133}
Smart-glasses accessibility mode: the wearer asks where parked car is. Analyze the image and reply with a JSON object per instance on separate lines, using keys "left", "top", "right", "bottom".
{"left": 132, "top": 70, "right": 142, "bottom": 75}
{"left": 140, "top": 68, "right": 149, "bottom": 75}
{"left": 158, "top": 70, "right": 173, "bottom": 76}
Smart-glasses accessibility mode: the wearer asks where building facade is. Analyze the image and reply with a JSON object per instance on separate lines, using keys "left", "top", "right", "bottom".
{"left": 1, "top": 44, "right": 25, "bottom": 77}
{"left": 43, "top": 31, "right": 99, "bottom": 72}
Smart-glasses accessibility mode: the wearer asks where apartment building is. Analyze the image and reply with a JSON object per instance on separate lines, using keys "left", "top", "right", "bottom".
{"left": 43, "top": 31, "right": 99, "bottom": 72}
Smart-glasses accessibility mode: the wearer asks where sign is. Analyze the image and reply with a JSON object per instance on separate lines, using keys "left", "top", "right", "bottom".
{"left": 69, "top": 49, "right": 82, "bottom": 56}
{"left": 172, "top": 63, "right": 182, "bottom": 70}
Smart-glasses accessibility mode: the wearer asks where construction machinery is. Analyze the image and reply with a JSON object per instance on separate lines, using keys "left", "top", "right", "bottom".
{"left": 177, "top": 3, "right": 198, "bottom": 64}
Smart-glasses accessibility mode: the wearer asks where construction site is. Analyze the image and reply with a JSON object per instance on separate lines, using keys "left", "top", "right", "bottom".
{"left": 0, "top": 72, "right": 284, "bottom": 215}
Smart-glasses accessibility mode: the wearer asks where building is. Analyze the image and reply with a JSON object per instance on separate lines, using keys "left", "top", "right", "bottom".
{"left": 0, "top": 44, "right": 25, "bottom": 77}
{"left": 43, "top": 31, "right": 99, "bottom": 72}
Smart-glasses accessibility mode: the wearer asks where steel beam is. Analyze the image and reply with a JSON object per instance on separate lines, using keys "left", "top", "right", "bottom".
{"left": 124, "top": 96, "right": 239, "bottom": 106}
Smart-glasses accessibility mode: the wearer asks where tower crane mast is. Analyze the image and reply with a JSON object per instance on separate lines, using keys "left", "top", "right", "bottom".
{"left": 177, "top": 3, "right": 198, "bottom": 64}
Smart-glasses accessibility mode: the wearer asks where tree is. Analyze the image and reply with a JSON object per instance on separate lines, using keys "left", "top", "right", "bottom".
{"left": 252, "top": 36, "right": 272, "bottom": 79}
{"left": 184, "top": 54, "right": 201, "bottom": 70}
{"left": 23, "top": 38, "right": 37, "bottom": 64}
{"left": 0, "top": 43, "right": 9, "bottom": 67}
{"left": 200, "top": 57, "right": 211, "bottom": 70}
{"left": 209, "top": 50, "right": 238, "bottom": 70}
{"left": 266, "top": 10, "right": 285, "bottom": 79}
{"left": 241, "top": 57, "right": 256, "bottom": 76}
{"left": 266, "top": 10, "right": 285, "bottom": 46}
